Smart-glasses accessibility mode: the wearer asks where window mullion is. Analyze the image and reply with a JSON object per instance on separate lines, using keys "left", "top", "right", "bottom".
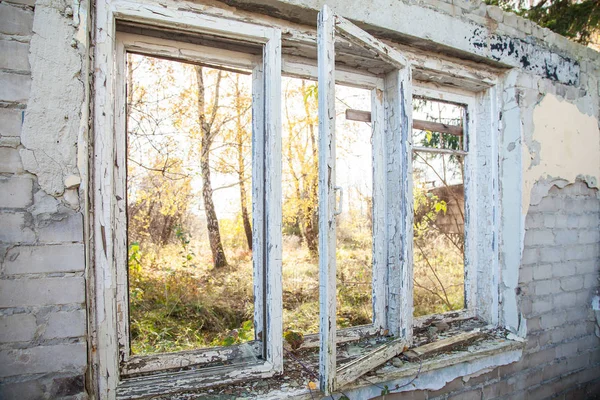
{"left": 372, "top": 87, "right": 388, "bottom": 331}
{"left": 384, "top": 68, "right": 414, "bottom": 344}
{"left": 317, "top": 4, "right": 337, "bottom": 395}
{"left": 262, "top": 30, "right": 283, "bottom": 371}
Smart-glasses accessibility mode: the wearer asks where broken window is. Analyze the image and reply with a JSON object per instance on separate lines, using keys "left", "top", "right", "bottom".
{"left": 93, "top": 2, "right": 499, "bottom": 397}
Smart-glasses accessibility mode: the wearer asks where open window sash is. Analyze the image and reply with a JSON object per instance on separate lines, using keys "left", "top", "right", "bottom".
{"left": 317, "top": 5, "right": 413, "bottom": 394}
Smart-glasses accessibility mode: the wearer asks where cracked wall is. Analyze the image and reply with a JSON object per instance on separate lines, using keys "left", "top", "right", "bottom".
{"left": 0, "top": 0, "right": 88, "bottom": 398}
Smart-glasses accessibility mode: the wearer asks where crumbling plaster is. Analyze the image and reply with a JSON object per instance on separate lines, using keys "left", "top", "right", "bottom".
{"left": 19, "top": 0, "right": 86, "bottom": 202}
{"left": 523, "top": 93, "right": 600, "bottom": 215}
{"left": 219, "top": 0, "right": 590, "bottom": 86}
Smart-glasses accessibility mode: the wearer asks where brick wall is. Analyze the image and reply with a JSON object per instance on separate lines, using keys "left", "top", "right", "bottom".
{"left": 379, "top": 181, "right": 600, "bottom": 399}
{"left": 0, "top": 0, "right": 87, "bottom": 398}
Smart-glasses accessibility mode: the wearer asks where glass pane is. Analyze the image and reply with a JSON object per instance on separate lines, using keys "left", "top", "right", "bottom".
{"left": 412, "top": 149, "right": 465, "bottom": 317}
{"left": 126, "top": 54, "right": 255, "bottom": 354}
{"left": 335, "top": 85, "right": 373, "bottom": 329}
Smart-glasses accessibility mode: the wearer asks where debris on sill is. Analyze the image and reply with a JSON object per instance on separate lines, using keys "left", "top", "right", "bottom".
{"left": 152, "top": 316, "right": 515, "bottom": 399}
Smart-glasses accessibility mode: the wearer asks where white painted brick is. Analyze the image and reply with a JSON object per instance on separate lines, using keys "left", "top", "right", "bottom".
{"left": 533, "top": 279, "right": 561, "bottom": 296}
{"left": 575, "top": 260, "right": 598, "bottom": 275}
{"left": 521, "top": 248, "right": 538, "bottom": 265}
{"left": 583, "top": 273, "right": 599, "bottom": 289}
{"left": 577, "top": 215, "right": 593, "bottom": 228}
{"left": 551, "top": 322, "right": 589, "bottom": 343}
{"left": 0, "top": 71, "right": 31, "bottom": 104}
{"left": 525, "top": 213, "right": 544, "bottom": 229}
{"left": 503, "top": 11, "right": 518, "bottom": 29}
{"left": 0, "top": 313, "right": 36, "bottom": 342}
{"left": 540, "top": 311, "right": 567, "bottom": 329}
{"left": 583, "top": 199, "right": 599, "bottom": 212}
{"left": 576, "top": 291, "right": 592, "bottom": 306}
{"left": 532, "top": 299, "right": 553, "bottom": 315}
{"left": 0, "top": 277, "right": 85, "bottom": 307}
{"left": 0, "top": 147, "right": 23, "bottom": 173}
{"left": 0, "top": 177, "right": 32, "bottom": 208}
{"left": 520, "top": 265, "right": 533, "bottom": 284}
{"left": 4, "top": 244, "right": 85, "bottom": 274}
{"left": 555, "top": 341, "right": 578, "bottom": 359}
{"left": 565, "top": 245, "right": 592, "bottom": 261}
{"left": 537, "top": 195, "right": 563, "bottom": 212}
{"left": 543, "top": 214, "right": 555, "bottom": 228}
{"left": 37, "top": 213, "right": 83, "bottom": 243}
{"left": 555, "top": 214, "right": 568, "bottom": 228}
{"left": 564, "top": 307, "right": 590, "bottom": 323}
{"left": 486, "top": 5, "right": 503, "bottom": 22}
{"left": 553, "top": 292, "right": 578, "bottom": 309}
{"left": 579, "top": 230, "right": 600, "bottom": 244}
{"left": 551, "top": 263, "right": 575, "bottom": 278}
{"left": 0, "top": 212, "right": 35, "bottom": 243}
{"left": 43, "top": 310, "right": 86, "bottom": 339}
{"left": 0, "top": 40, "right": 29, "bottom": 71}
{"left": 540, "top": 247, "right": 563, "bottom": 263}
{"left": 532, "top": 264, "right": 552, "bottom": 281}
{"left": 575, "top": 335, "right": 598, "bottom": 352}
{"left": 554, "top": 230, "right": 578, "bottom": 245}
{"left": 560, "top": 275, "right": 583, "bottom": 292}
{"left": 0, "top": 108, "right": 23, "bottom": 138}
{"left": 0, "top": 343, "right": 86, "bottom": 377}
{"left": 526, "top": 230, "right": 554, "bottom": 246}
{"left": 566, "top": 353, "right": 590, "bottom": 371}
{"left": 0, "top": 3, "right": 33, "bottom": 36}
{"left": 516, "top": 16, "right": 532, "bottom": 35}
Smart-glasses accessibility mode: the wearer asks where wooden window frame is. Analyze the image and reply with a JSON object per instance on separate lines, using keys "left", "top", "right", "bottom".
{"left": 316, "top": 5, "right": 413, "bottom": 394}
{"left": 91, "top": 3, "right": 282, "bottom": 398}
{"left": 315, "top": 6, "right": 499, "bottom": 394}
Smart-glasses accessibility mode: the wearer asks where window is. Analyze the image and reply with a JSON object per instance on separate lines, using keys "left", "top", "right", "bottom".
{"left": 313, "top": 6, "right": 498, "bottom": 394}
{"left": 92, "top": 2, "right": 499, "bottom": 398}
{"left": 92, "top": 5, "right": 283, "bottom": 396}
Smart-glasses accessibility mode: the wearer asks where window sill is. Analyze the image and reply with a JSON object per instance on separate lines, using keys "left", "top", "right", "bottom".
{"left": 267, "top": 335, "right": 523, "bottom": 400}
{"left": 133, "top": 330, "right": 524, "bottom": 399}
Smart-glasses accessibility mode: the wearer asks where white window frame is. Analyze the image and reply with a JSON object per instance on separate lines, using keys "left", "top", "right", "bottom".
{"left": 91, "top": 2, "right": 282, "bottom": 397}
{"left": 90, "top": 1, "right": 500, "bottom": 397}
{"left": 314, "top": 5, "right": 499, "bottom": 394}
{"left": 316, "top": 6, "right": 413, "bottom": 394}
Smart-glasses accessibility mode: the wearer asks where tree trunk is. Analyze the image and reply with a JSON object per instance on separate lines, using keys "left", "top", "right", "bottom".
{"left": 234, "top": 75, "right": 253, "bottom": 251}
{"left": 239, "top": 170, "right": 252, "bottom": 251}
{"left": 196, "top": 65, "right": 228, "bottom": 268}
{"left": 301, "top": 80, "right": 319, "bottom": 256}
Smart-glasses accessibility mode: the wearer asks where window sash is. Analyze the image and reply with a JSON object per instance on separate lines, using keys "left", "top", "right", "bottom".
{"left": 317, "top": 5, "right": 413, "bottom": 394}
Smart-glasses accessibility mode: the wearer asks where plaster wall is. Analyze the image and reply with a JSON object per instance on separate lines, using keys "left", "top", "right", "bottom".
{"left": 0, "top": 0, "right": 599, "bottom": 398}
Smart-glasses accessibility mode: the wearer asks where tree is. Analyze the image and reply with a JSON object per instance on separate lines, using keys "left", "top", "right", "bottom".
{"left": 485, "top": 0, "right": 600, "bottom": 45}
{"left": 195, "top": 65, "right": 228, "bottom": 268}
{"left": 212, "top": 74, "right": 253, "bottom": 251}
{"left": 282, "top": 80, "right": 319, "bottom": 256}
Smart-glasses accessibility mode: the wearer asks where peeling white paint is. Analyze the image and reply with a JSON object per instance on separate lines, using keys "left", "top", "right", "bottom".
{"left": 20, "top": 0, "right": 85, "bottom": 196}
{"left": 523, "top": 94, "right": 600, "bottom": 214}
